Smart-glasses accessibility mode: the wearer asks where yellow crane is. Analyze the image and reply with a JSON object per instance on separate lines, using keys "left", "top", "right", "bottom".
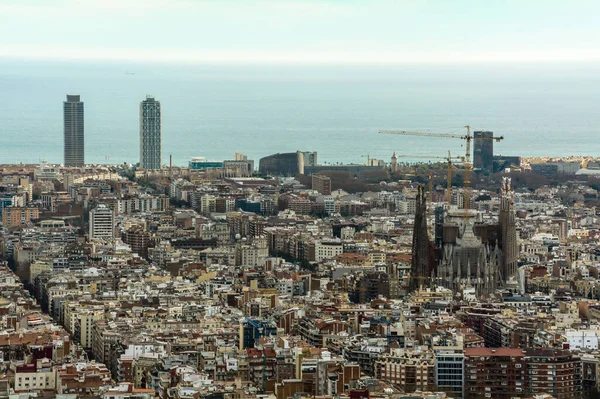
{"left": 392, "top": 152, "right": 464, "bottom": 206}
{"left": 380, "top": 126, "right": 503, "bottom": 209}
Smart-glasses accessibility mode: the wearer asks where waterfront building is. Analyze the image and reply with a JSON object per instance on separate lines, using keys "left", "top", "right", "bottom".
{"left": 473, "top": 130, "right": 493, "bottom": 172}
{"left": 189, "top": 157, "right": 224, "bottom": 169}
{"left": 140, "top": 96, "right": 161, "bottom": 170}
{"left": 64, "top": 95, "right": 84, "bottom": 167}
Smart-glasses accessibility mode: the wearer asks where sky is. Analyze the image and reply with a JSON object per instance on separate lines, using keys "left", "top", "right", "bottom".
{"left": 1, "top": 0, "right": 599, "bottom": 64}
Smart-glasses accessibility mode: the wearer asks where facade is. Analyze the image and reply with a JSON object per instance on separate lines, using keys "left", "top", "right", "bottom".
{"left": 64, "top": 94, "right": 84, "bottom": 167}
{"left": 89, "top": 204, "right": 115, "bottom": 239}
{"left": 531, "top": 161, "right": 581, "bottom": 177}
{"left": 14, "top": 359, "right": 56, "bottom": 392}
{"left": 434, "top": 348, "right": 464, "bottom": 398}
{"left": 239, "top": 318, "right": 277, "bottom": 349}
{"left": 223, "top": 159, "right": 255, "bottom": 176}
{"left": 473, "top": 130, "right": 493, "bottom": 172}
{"left": 375, "top": 348, "right": 435, "bottom": 392}
{"left": 298, "top": 151, "right": 318, "bottom": 166}
{"left": 315, "top": 241, "right": 343, "bottom": 262}
{"left": 189, "top": 157, "right": 224, "bottom": 169}
{"left": 437, "top": 209, "right": 502, "bottom": 296}
{"left": 123, "top": 226, "right": 152, "bottom": 258}
{"left": 2, "top": 206, "right": 39, "bottom": 227}
{"left": 464, "top": 348, "right": 582, "bottom": 399}
{"left": 259, "top": 151, "right": 317, "bottom": 175}
{"left": 140, "top": 96, "right": 161, "bottom": 170}
{"left": 312, "top": 174, "right": 332, "bottom": 195}
{"left": 115, "top": 195, "right": 169, "bottom": 214}
{"left": 259, "top": 152, "right": 302, "bottom": 176}
{"left": 437, "top": 179, "right": 518, "bottom": 296}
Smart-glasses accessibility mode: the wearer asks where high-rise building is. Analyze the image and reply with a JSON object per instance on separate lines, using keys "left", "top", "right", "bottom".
{"left": 140, "top": 96, "right": 161, "bottom": 170}
{"left": 89, "top": 204, "right": 115, "bottom": 239}
{"left": 63, "top": 95, "right": 84, "bottom": 167}
{"left": 473, "top": 130, "right": 494, "bottom": 172}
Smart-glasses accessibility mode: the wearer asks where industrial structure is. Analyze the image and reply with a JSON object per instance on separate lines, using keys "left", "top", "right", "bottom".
{"left": 379, "top": 126, "right": 503, "bottom": 209}
{"left": 381, "top": 127, "right": 517, "bottom": 296}
{"left": 393, "top": 152, "right": 464, "bottom": 205}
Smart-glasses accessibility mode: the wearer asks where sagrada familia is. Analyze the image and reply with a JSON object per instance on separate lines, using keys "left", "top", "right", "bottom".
{"left": 411, "top": 177, "right": 519, "bottom": 296}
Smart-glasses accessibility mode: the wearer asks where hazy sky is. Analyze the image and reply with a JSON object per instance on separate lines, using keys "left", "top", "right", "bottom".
{"left": 1, "top": 0, "right": 599, "bottom": 64}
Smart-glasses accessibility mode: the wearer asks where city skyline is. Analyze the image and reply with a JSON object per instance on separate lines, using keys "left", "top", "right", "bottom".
{"left": 2, "top": 2, "right": 600, "bottom": 399}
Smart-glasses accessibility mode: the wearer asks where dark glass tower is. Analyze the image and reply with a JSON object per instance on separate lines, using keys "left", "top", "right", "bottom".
{"left": 473, "top": 130, "right": 494, "bottom": 172}
{"left": 63, "top": 94, "right": 84, "bottom": 166}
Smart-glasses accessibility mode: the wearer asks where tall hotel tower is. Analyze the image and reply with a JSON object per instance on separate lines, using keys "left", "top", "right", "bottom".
{"left": 140, "top": 96, "right": 162, "bottom": 170}
{"left": 63, "top": 94, "right": 84, "bottom": 166}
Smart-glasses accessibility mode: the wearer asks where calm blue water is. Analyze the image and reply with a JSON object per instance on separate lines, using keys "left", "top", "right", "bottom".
{"left": 1, "top": 60, "right": 599, "bottom": 165}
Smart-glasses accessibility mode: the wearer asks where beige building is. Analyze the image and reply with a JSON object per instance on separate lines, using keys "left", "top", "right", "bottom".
{"left": 30, "top": 261, "right": 53, "bottom": 282}
{"left": 14, "top": 358, "right": 56, "bottom": 392}
{"left": 312, "top": 174, "right": 332, "bottom": 195}
{"left": 2, "top": 206, "right": 39, "bottom": 227}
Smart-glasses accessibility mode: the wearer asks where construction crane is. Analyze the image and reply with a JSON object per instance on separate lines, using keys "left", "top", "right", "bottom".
{"left": 392, "top": 152, "right": 464, "bottom": 205}
{"left": 379, "top": 126, "right": 503, "bottom": 209}
{"left": 360, "top": 154, "right": 370, "bottom": 165}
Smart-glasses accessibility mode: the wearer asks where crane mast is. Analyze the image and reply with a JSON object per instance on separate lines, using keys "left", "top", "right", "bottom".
{"left": 393, "top": 152, "right": 463, "bottom": 207}
{"left": 380, "top": 126, "right": 503, "bottom": 209}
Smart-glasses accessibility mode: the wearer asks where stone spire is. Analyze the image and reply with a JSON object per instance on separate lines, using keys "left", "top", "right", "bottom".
{"left": 410, "top": 184, "right": 430, "bottom": 292}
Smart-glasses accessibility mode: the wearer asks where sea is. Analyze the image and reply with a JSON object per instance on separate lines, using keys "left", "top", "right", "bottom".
{"left": 1, "top": 60, "right": 599, "bottom": 166}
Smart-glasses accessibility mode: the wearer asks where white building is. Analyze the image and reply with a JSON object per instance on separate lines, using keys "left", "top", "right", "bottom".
{"left": 14, "top": 358, "right": 56, "bottom": 392}
{"left": 566, "top": 330, "right": 599, "bottom": 350}
{"left": 89, "top": 204, "right": 115, "bottom": 239}
{"left": 315, "top": 240, "right": 344, "bottom": 262}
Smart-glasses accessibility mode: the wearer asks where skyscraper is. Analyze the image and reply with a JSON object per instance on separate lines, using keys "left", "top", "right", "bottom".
{"left": 63, "top": 94, "right": 84, "bottom": 166}
{"left": 473, "top": 130, "right": 494, "bottom": 172}
{"left": 140, "top": 96, "right": 161, "bottom": 170}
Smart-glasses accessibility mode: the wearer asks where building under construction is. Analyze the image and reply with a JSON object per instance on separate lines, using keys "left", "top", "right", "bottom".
{"left": 410, "top": 184, "right": 432, "bottom": 291}
{"left": 380, "top": 124, "right": 513, "bottom": 296}
{"left": 435, "top": 178, "right": 518, "bottom": 296}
